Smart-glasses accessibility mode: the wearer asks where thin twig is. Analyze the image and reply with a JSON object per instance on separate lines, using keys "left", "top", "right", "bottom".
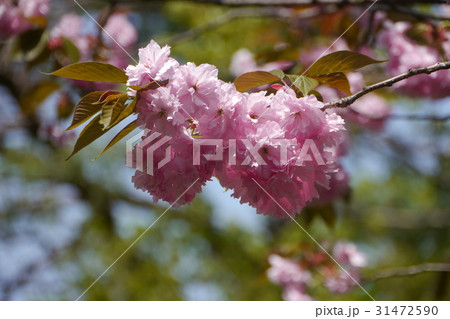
{"left": 389, "top": 114, "right": 450, "bottom": 122}
{"left": 349, "top": 108, "right": 450, "bottom": 122}
{"left": 147, "top": 0, "right": 447, "bottom": 6}
{"left": 385, "top": 4, "right": 450, "bottom": 21}
{"left": 324, "top": 61, "right": 450, "bottom": 109}
{"left": 368, "top": 263, "right": 450, "bottom": 282}
{"left": 165, "top": 7, "right": 296, "bottom": 45}
{"left": 92, "top": 2, "right": 117, "bottom": 60}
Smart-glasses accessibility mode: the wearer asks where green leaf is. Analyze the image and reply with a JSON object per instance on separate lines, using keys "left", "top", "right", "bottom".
{"left": 301, "top": 204, "right": 336, "bottom": 228}
{"left": 270, "top": 69, "right": 285, "bottom": 79}
{"left": 66, "top": 114, "right": 112, "bottom": 160}
{"left": 61, "top": 38, "right": 80, "bottom": 63}
{"left": 97, "top": 92, "right": 128, "bottom": 105}
{"left": 49, "top": 62, "right": 128, "bottom": 83}
{"left": 67, "top": 97, "right": 133, "bottom": 160}
{"left": 234, "top": 71, "right": 280, "bottom": 92}
{"left": 99, "top": 95, "right": 128, "bottom": 130}
{"left": 306, "top": 50, "right": 386, "bottom": 76}
{"left": 288, "top": 75, "right": 319, "bottom": 96}
{"left": 66, "top": 91, "right": 105, "bottom": 131}
{"left": 312, "top": 72, "right": 352, "bottom": 95}
{"left": 309, "top": 90, "right": 323, "bottom": 102}
{"left": 128, "top": 80, "right": 168, "bottom": 92}
{"left": 94, "top": 120, "right": 137, "bottom": 160}
{"left": 319, "top": 204, "right": 336, "bottom": 229}
{"left": 20, "top": 80, "right": 60, "bottom": 115}
{"left": 111, "top": 99, "right": 137, "bottom": 127}
{"left": 23, "top": 30, "right": 50, "bottom": 67}
{"left": 18, "top": 28, "right": 45, "bottom": 53}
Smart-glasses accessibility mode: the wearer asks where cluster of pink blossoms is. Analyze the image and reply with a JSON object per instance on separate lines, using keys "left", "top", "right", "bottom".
{"left": 0, "top": 0, "right": 50, "bottom": 38}
{"left": 267, "top": 254, "right": 313, "bottom": 301}
{"left": 128, "top": 40, "right": 347, "bottom": 217}
{"left": 267, "top": 242, "right": 367, "bottom": 300}
{"left": 378, "top": 21, "right": 450, "bottom": 99}
{"left": 324, "top": 242, "right": 367, "bottom": 294}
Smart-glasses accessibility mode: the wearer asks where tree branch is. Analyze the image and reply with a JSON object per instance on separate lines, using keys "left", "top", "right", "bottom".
{"left": 158, "top": 0, "right": 447, "bottom": 6}
{"left": 324, "top": 61, "right": 450, "bottom": 109}
{"left": 368, "top": 263, "right": 450, "bottom": 282}
{"left": 384, "top": 4, "right": 450, "bottom": 21}
{"left": 165, "top": 7, "right": 323, "bottom": 45}
{"left": 389, "top": 114, "right": 450, "bottom": 122}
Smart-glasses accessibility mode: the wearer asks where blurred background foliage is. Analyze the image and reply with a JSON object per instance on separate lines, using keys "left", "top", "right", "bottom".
{"left": 0, "top": 0, "right": 449, "bottom": 300}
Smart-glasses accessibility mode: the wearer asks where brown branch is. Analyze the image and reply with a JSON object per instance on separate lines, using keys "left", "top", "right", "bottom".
{"left": 368, "top": 263, "right": 450, "bottom": 282}
{"left": 389, "top": 114, "right": 450, "bottom": 122}
{"left": 385, "top": 4, "right": 450, "bottom": 21}
{"left": 165, "top": 7, "right": 323, "bottom": 45}
{"left": 324, "top": 61, "right": 450, "bottom": 109}
{"left": 93, "top": 2, "right": 117, "bottom": 61}
{"left": 154, "top": 0, "right": 447, "bottom": 6}
{"left": 348, "top": 108, "right": 450, "bottom": 122}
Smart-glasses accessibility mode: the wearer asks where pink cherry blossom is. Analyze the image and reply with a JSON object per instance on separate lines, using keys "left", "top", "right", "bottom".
{"left": 49, "top": 14, "right": 91, "bottom": 60}
{"left": 50, "top": 13, "right": 137, "bottom": 91}
{"left": 136, "top": 86, "right": 186, "bottom": 135}
{"left": 131, "top": 129, "right": 214, "bottom": 206}
{"left": 196, "top": 82, "right": 245, "bottom": 139}
{"left": 313, "top": 168, "right": 349, "bottom": 205}
{"left": 18, "top": 0, "right": 50, "bottom": 18}
{"left": 129, "top": 40, "right": 348, "bottom": 217}
{"left": 378, "top": 21, "right": 450, "bottom": 99}
{"left": 325, "top": 269, "right": 361, "bottom": 294}
{"left": 215, "top": 89, "right": 346, "bottom": 218}
{"left": 283, "top": 285, "right": 314, "bottom": 301}
{"left": 267, "top": 254, "right": 313, "bottom": 301}
{"left": 0, "top": 3, "right": 29, "bottom": 38}
{"left": 103, "top": 13, "right": 138, "bottom": 70}
{"left": 344, "top": 94, "right": 391, "bottom": 131}
{"left": 0, "top": 0, "right": 50, "bottom": 38}
{"left": 267, "top": 254, "right": 312, "bottom": 286}
{"left": 230, "top": 48, "right": 292, "bottom": 76}
{"left": 126, "top": 40, "right": 180, "bottom": 89}
{"left": 318, "top": 71, "right": 390, "bottom": 131}
{"left": 333, "top": 241, "right": 367, "bottom": 268}
{"left": 266, "top": 242, "right": 368, "bottom": 299}
{"left": 323, "top": 241, "right": 367, "bottom": 294}
{"left": 103, "top": 13, "right": 137, "bottom": 51}
{"left": 169, "top": 62, "right": 222, "bottom": 116}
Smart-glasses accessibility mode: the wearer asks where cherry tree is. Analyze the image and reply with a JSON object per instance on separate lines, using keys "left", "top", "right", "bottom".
{"left": 0, "top": 0, "right": 449, "bottom": 301}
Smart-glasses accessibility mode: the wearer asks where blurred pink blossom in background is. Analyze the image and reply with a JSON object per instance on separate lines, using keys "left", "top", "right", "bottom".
{"left": 0, "top": 0, "right": 50, "bottom": 38}
{"left": 325, "top": 241, "right": 367, "bottom": 294}
{"left": 378, "top": 21, "right": 450, "bottom": 99}
{"left": 266, "top": 242, "right": 367, "bottom": 299}
{"left": 49, "top": 11, "right": 137, "bottom": 91}
{"left": 49, "top": 13, "right": 91, "bottom": 59}
{"left": 267, "top": 254, "right": 313, "bottom": 301}
{"left": 18, "top": 0, "right": 50, "bottom": 18}
{"left": 230, "top": 48, "right": 292, "bottom": 77}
